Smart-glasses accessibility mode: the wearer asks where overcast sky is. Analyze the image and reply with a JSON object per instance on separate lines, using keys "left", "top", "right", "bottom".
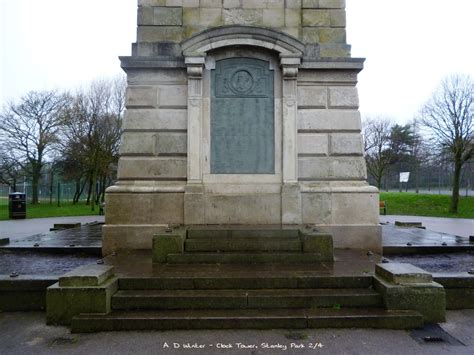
{"left": 1, "top": 0, "right": 473, "bottom": 123}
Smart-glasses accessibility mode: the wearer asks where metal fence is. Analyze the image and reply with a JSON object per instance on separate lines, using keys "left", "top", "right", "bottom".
{"left": 0, "top": 182, "right": 90, "bottom": 210}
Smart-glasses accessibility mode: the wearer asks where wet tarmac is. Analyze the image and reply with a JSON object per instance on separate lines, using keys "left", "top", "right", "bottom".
{"left": 0, "top": 218, "right": 472, "bottom": 275}
{"left": 388, "top": 252, "right": 474, "bottom": 273}
{"left": 0, "top": 250, "right": 97, "bottom": 275}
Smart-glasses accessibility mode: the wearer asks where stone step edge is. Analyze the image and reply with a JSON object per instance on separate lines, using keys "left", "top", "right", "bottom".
{"left": 71, "top": 309, "right": 424, "bottom": 332}
{"left": 166, "top": 253, "right": 329, "bottom": 263}
{"left": 117, "top": 275, "right": 374, "bottom": 290}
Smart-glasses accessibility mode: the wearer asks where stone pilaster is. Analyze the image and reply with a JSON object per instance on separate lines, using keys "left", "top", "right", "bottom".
{"left": 184, "top": 55, "right": 205, "bottom": 224}
{"left": 281, "top": 54, "right": 302, "bottom": 224}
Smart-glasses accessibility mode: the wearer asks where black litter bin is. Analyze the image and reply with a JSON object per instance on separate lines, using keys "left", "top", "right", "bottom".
{"left": 9, "top": 192, "right": 26, "bottom": 219}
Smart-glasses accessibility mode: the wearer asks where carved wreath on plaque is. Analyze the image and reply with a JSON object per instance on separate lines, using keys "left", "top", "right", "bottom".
{"left": 214, "top": 61, "right": 270, "bottom": 98}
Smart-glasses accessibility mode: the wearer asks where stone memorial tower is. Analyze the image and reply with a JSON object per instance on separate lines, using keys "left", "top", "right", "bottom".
{"left": 103, "top": 0, "right": 381, "bottom": 255}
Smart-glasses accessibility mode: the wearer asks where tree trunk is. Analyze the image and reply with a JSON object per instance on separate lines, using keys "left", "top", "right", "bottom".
{"left": 450, "top": 159, "right": 462, "bottom": 213}
{"left": 86, "top": 175, "right": 93, "bottom": 205}
{"left": 31, "top": 169, "right": 40, "bottom": 204}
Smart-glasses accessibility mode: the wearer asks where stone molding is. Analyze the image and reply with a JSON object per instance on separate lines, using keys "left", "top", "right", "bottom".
{"left": 181, "top": 25, "right": 305, "bottom": 56}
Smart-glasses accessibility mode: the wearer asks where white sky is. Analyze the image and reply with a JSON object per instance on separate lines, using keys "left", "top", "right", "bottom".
{"left": 1, "top": 0, "right": 473, "bottom": 123}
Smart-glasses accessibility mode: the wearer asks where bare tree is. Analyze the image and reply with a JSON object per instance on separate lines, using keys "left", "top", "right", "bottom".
{"left": 58, "top": 76, "right": 124, "bottom": 208}
{"left": 421, "top": 74, "right": 473, "bottom": 212}
{"left": 362, "top": 116, "right": 394, "bottom": 189}
{"left": 0, "top": 90, "right": 68, "bottom": 203}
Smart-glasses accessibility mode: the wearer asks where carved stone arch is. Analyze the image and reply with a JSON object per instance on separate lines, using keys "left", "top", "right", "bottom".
{"left": 181, "top": 25, "right": 305, "bottom": 57}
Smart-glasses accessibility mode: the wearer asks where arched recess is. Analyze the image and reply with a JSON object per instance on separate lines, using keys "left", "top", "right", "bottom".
{"left": 183, "top": 26, "right": 303, "bottom": 224}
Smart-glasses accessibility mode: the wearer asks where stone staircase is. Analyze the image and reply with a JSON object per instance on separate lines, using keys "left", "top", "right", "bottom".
{"left": 155, "top": 228, "right": 335, "bottom": 264}
{"left": 71, "top": 273, "right": 423, "bottom": 332}
{"left": 67, "top": 228, "right": 425, "bottom": 332}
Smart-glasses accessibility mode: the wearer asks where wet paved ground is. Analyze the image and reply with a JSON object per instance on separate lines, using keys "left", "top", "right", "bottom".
{"left": 0, "top": 223, "right": 102, "bottom": 249}
{"left": 0, "top": 250, "right": 97, "bottom": 275}
{"left": 1, "top": 311, "right": 473, "bottom": 354}
{"left": 381, "top": 215, "right": 473, "bottom": 239}
{"left": 0, "top": 216, "right": 105, "bottom": 240}
{"left": 388, "top": 252, "right": 474, "bottom": 273}
{"left": 104, "top": 249, "right": 381, "bottom": 279}
{"left": 0, "top": 216, "right": 472, "bottom": 275}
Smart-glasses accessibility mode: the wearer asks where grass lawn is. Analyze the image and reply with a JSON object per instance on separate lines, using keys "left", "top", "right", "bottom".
{"left": 380, "top": 192, "right": 474, "bottom": 219}
{"left": 0, "top": 201, "right": 100, "bottom": 220}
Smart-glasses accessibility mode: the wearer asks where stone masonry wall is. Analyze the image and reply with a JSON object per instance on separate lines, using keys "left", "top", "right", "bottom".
{"left": 136, "top": 0, "right": 349, "bottom": 58}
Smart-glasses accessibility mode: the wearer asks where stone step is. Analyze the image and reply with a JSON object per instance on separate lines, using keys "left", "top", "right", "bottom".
{"left": 187, "top": 229, "right": 300, "bottom": 239}
{"left": 71, "top": 308, "right": 424, "bottom": 333}
{"left": 184, "top": 238, "right": 302, "bottom": 252}
{"left": 111, "top": 289, "right": 382, "bottom": 310}
{"left": 166, "top": 252, "right": 328, "bottom": 263}
{"left": 118, "top": 275, "right": 374, "bottom": 290}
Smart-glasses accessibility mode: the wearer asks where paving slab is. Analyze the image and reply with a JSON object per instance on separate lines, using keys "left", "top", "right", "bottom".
{"left": 0, "top": 311, "right": 472, "bottom": 354}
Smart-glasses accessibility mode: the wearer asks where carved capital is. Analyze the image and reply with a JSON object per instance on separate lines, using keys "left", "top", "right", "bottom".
{"left": 282, "top": 66, "right": 299, "bottom": 79}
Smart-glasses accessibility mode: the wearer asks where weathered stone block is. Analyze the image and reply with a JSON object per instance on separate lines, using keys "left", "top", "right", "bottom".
{"left": 200, "top": 8, "right": 222, "bottom": 26}
{"left": 298, "top": 109, "right": 361, "bottom": 131}
{"left": 139, "top": 0, "right": 166, "bottom": 6}
{"left": 331, "top": 190, "right": 379, "bottom": 224}
{"left": 184, "top": 25, "right": 207, "bottom": 37}
{"left": 318, "top": 28, "right": 346, "bottom": 43}
{"left": 126, "top": 86, "right": 158, "bottom": 108}
{"left": 330, "top": 133, "right": 363, "bottom": 155}
{"left": 117, "top": 157, "right": 187, "bottom": 179}
{"left": 138, "top": 6, "right": 154, "bottom": 25}
{"left": 300, "top": 231, "right": 333, "bottom": 256}
{"left": 123, "top": 109, "right": 187, "bottom": 131}
{"left": 263, "top": 9, "right": 285, "bottom": 27}
{"left": 319, "top": 43, "right": 351, "bottom": 57}
{"left": 242, "top": 0, "right": 267, "bottom": 8}
{"left": 302, "top": 10, "right": 330, "bottom": 27}
{"left": 286, "top": 0, "right": 302, "bottom": 9}
{"left": 374, "top": 276, "right": 446, "bottom": 323}
{"left": 166, "top": 0, "right": 183, "bottom": 6}
{"left": 302, "top": 0, "right": 318, "bottom": 8}
{"left": 223, "top": 0, "right": 240, "bottom": 8}
{"left": 137, "top": 26, "right": 183, "bottom": 42}
{"left": 282, "top": 184, "right": 302, "bottom": 224}
{"left": 301, "top": 192, "right": 332, "bottom": 224}
{"left": 201, "top": 0, "right": 223, "bottom": 7}
{"left": 158, "top": 85, "right": 187, "bottom": 108}
{"left": 267, "top": 0, "right": 285, "bottom": 9}
{"left": 298, "top": 157, "right": 330, "bottom": 179}
{"left": 46, "top": 277, "right": 118, "bottom": 325}
{"left": 319, "top": 0, "right": 345, "bottom": 9}
{"left": 59, "top": 265, "right": 115, "bottom": 287}
{"left": 183, "top": 0, "right": 200, "bottom": 7}
{"left": 204, "top": 194, "right": 281, "bottom": 224}
{"left": 120, "top": 132, "right": 187, "bottom": 156}
{"left": 153, "top": 232, "right": 185, "bottom": 263}
{"left": 302, "top": 28, "right": 320, "bottom": 43}
{"left": 154, "top": 7, "right": 183, "bottom": 26}
{"left": 223, "top": 8, "right": 263, "bottom": 26}
{"left": 330, "top": 9, "right": 346, "bottom": 27}
{"left": 376, "top": 263, "right": 433, "bottom": 285}
{"left": 298, "top": 133, "right": 329, "bottom": 155}
{"left": 297, "top": 87, "right": 327, "bottom": 108}
{"left": 281, "top": 27, "right": 299, "bottom": 38}
{"left": 105, "top": 192, "right": 185, "bottom": 225}
{"left": 328, "top": 86, "right": 359, "bottom": 108}
{"left": 330, "top": 157, "right": 367, "bottom": 179}
{"left": 285, "top": 9, "right": 301, "bottom": 27}
{"left": 183, "top": 7, "right": 200, "bottom": 25}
